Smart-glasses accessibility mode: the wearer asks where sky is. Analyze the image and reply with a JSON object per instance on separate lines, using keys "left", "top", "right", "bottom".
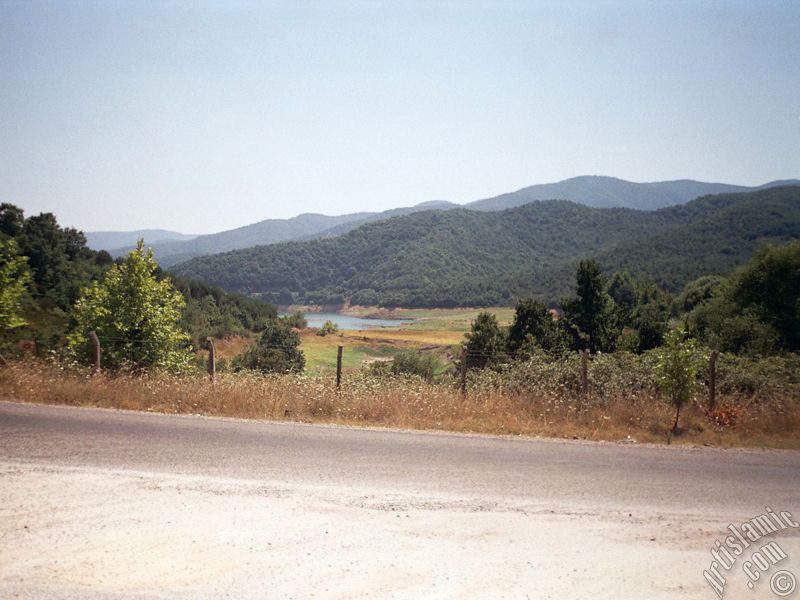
{"left": 1, "top": 1, "right": 799, "bottom": 234}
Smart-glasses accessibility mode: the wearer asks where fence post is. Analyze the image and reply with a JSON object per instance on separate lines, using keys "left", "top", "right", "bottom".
{"left": 206, "top": 337, "right": 216, "bottom": 383}
{"left": 580, "top": 349, "right": 589, "bottom": 395}
{"left": 89, "top": 331, "right": 101, "bottom": 374}
{"left": 708, "top": 351, "right": 718, "bottom": 410}
{"left": 336, "top": 344, "right": 343, "bottom": 389}
{"left": 460, "top": 346, "right": 468, "bottom": 396}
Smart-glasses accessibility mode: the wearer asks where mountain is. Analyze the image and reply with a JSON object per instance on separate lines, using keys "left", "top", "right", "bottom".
{"left": 85, "top": 230, "right": 196, "bottom": 251}
{"left": 125, "top": 212, "right": 372, "bottom": 268}
{"left": 465, "top": 175, "right": 800, "bottom": 211}
{"left": 171, "top": 186, "right": 800, "bottom": 308}
{"left": 295, "top": 200, "right": 459, "bottom": 241}
{"left": 101, "top": 177, "right": 798, "bottom": 267}
{"left": 113, "top": 201, "right": 459, "bottom": 268}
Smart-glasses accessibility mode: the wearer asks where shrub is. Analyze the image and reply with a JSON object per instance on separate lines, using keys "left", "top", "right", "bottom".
{"left": 316, "top": 320, "right": 339, "bottom": 336}
{"left": 281, "top": 311, "right": 307, "bottom": 330}
{"left": 233, "top": 319, "right": 304, "bottom": 373}
{"left": 389, "top": 350, "right": 441, "bottom": 382}
{"left": 654, "top": 329, "right": 706, "bottom": 434}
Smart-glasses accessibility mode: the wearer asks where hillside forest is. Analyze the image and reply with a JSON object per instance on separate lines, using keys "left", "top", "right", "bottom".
{"left": 172, "top": 187, "right": 800, "bottom": 308}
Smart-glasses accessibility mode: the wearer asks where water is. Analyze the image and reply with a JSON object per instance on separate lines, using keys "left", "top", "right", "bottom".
{"left": 279, "top": 311, "right": 412, "bottom": 329}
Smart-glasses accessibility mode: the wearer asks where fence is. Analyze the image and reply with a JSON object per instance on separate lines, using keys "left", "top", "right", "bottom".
{"left": 82, "top": 332, "right": 725, "bottom": 409}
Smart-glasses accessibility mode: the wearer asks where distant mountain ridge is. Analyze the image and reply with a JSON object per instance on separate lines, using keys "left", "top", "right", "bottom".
{"left": 465, "top": 175, "right": 800, "bottom": 211}
{"left": 103, "top": 201, "right": 461, "bottom": 267}
{"left": 85, "top": 229, "right": 196, "bottom": 251}
{"left": 89, "top": 176, "right": 799, "bottom": 267}
{"left": 171, "top": 186, "right": 800, "bottom": 308}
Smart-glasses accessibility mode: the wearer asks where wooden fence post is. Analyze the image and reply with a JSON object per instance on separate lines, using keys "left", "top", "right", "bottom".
{"left": 336, "top": 344, "right": 343, "bottom": 389}
{"left": 580, "top": 349, "right": 589, "bottom": 395}
{"left": 708, "top": 350, "right": 718, "bottom": 410}
{"left": 206, "top": 337, "right": 216, "bottom": 383}
{"left": 89, "top": 331, "right": 101, "bottom": 374}
{"left": 460, "top": 346, "right": 468, "bottom": 396}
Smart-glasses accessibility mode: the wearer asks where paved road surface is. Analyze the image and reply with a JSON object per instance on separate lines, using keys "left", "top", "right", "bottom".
{"left": 1, "top": 401, "right": 798, "bottom": 599}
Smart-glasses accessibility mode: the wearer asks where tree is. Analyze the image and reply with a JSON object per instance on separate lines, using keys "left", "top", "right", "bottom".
{"left": 631, "top": 303, "right": 668, "bottom": 352}
{"left": 0, "top": 239, "right": 32, "bottom": 332}
{"left": 731, "top": 241, "right": 800, "bottom": 352}
{"left": 507, "top": 299, "right": 567, "bottom": 356}
{"left": 68, "top": 241, "right": 192, "bottom": 371}
{"left": 561, "top": 259, "right": 620, "bottom": 353}
{"left": 18, "top": 212, "right": 67, "bottom": 294}
{"left": 654, "top": 329, "right": 705, "bottom": 435}
{"left": 0, "top": 203, "right": 25, "bottom": 238}
{"left": 675, "top": 275, "right": 724, "bottom": 314}
{"left": 233, "top": 319, "right": 305, "bottom": 373}
{"left": 686, "top": 242, "right": 800, "bottom": 354}
{"left": 464, "top": 311, "right": 507, "bottom": 369}
{"left": 607, "top": 271, "right": 638, "bottom": 322}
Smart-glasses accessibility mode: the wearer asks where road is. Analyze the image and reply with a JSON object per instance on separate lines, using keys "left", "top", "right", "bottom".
{"left": 1, "top": 400, "right": 798, "bottom": 599}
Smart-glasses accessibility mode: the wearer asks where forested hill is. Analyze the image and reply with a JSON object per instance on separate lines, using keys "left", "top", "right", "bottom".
{"left": 171, "top": 187, "right": 800, "bottom": 307}
{"left": 107, "top": 201, "right": 459, "bottom": 268}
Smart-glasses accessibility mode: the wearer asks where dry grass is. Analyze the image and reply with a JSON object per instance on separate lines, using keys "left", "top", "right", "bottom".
{"left": 2, "top": 359, "right": 798, "bottom": 449}
{"left": 341, "top": 329, "right": 464, "bottom": 346}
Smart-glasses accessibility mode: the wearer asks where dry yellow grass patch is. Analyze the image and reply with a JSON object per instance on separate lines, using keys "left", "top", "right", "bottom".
{"left": 341, "top": 329, "right": 463, "bottom": 346}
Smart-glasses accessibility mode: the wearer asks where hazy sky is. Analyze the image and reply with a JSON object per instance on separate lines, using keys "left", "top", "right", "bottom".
{"left": 1, "top": 1, "right": 799, "bottom": 234}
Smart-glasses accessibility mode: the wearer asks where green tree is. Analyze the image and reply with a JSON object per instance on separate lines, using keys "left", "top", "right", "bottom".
{"left": 654, "top": 329, "right": 705, "bottom": 435}
{"left": 0, "top": 203, "right": 25, "bottom": 238}
{"left": 686, "top": 242, "right": 800, "bottom": 354}
{"left": 233, "top": 319, "right": 305, "bottom": 373}
{"left": 561, "top": 259, "right": 620, "bottom": 353}
{"left": 0, "top": 239, "right": 32, "bottom": 332}
{"left": 507, "top": 299, "right": 567, "bottom": 356}
{"left": 631, "top": 303, "right": 668, "bottom": 352}
{"left": 68, "top": 241, "right": 192, "bottom": 371}
{"left": 607, "top": 271, "right": 638, "bottom": 322}
{"left": 731, "top": 241, "right": 800, "bottom": 352}
{"left": 675, "top": 275, "right": 724, "bottom": 314}
{"left": 464, "top": 311, "right": 507, "bottom": 369}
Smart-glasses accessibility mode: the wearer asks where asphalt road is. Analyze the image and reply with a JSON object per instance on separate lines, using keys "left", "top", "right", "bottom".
{"left": 1, "top": 401, "right": 799, "bottom": 599}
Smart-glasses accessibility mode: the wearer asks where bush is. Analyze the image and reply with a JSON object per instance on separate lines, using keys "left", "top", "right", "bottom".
{"left": 316, "top": 320, "right": 339, "bottom": 336}
{"left": 389, "top": 350, "right": 441, "bottom": 382}
{"left": 233, "top": 319, "right": 305, "bottom": 373}
{"left": 281, "top": 311, "right": 307, "bottom": 330}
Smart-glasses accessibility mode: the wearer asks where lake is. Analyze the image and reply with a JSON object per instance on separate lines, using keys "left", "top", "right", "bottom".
{"left": 279, "top": 312, "right": 412, "bottom": 329}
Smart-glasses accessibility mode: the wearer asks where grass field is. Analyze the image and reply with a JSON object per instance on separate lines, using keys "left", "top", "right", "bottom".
{"left": 296, "top": 306, "right": 509, "bottom": 372}
{"left": 208, "top": 308, "right": 510, "bottom": 373}
{"left": 342, "top": 306, "right": 514, "bottom": 332}
{"left": 299, "top": 331, "right": 400, "bottom": 373}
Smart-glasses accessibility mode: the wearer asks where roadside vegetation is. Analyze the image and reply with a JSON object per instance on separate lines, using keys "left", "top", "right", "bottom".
{"left": 2, "top": 351, "right": 797, "bottom": 448}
